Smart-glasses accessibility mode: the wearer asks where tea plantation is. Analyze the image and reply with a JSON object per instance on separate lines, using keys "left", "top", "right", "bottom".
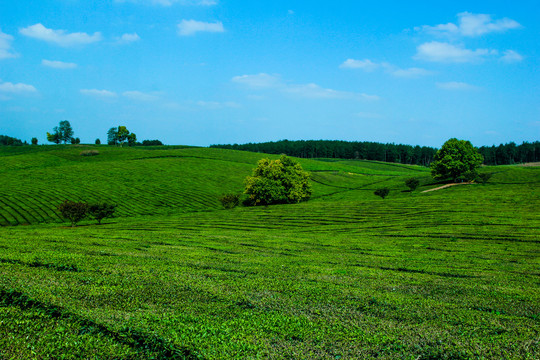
{"left": 0, "top": 145, "right": 538, "bottom": 359}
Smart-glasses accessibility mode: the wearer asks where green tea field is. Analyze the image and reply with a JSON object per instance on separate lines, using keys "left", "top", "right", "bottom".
{"left": 0, "top": 145, "right": 539, "bottom": 359}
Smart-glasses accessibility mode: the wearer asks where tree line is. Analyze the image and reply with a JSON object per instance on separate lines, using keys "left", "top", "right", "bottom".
{"left": 212, "top": 140, "right": 438, "bottom": 166}
{"left": 478, "top": 142, "right": 540, "bottom": 165}
{"left": 211, "top": 139, "right": 540, "bottom": 166}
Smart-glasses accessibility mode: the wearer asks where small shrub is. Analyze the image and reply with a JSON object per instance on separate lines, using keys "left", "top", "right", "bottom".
{"left": 57, "top": 200, "right": 88, "bottom": 227}
{"left": 477, "top": 173, "right": 492, "bottom": 184}
{"left": 80, "top": 150, "right": 99, "bottom": 156}
{"left": 31, "top": 137, "right": 38, "bottom": 145}
{"left": 95, "top": 138, "right": 101, "bottom": 145}
{"left": 405, "top": 178, "right": 420, "bottom": 191}
{"left": 88, "top": 203, "right": 116, "bottom": 224}
{"left": 219, "top": 193, "right": 240, "bottom": 209}
{"left": 374, "top": 188, "right": 390, "bottom": 199}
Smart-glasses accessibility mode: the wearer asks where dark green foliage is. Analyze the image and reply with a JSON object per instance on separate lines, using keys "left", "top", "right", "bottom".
{"left": 142, "top": 139, "right": 163, "bottom": 146}
{"left": 0, "top": 135, "right": 23, "bottom": 146}
{"left": 31, "top": 137, "right": 38, "bottom": 145}
{"left": 88, "top": 203, "right": 116, "bottom": 224}
{"left": 212, "top": 139, "right": 437, "bottom": 165}
{"left": 95, "top": 138, "right": 101, "bottom": 145}
{"left": 405, "top": 177, "right": 420, "bottom": 191}
{"left": 70, "top": 137, "right": 81, "bottom": 144}
{"left": 107, "top": 127, "right": 119, "bottom": 145}
{"left": 48, "top": 120, "right": 74, "bottom": 144}
{"left": 479, "top": 141, "right": 540, "bottom": 165}
{"left": 218, "top": 193, "right": 240, "bottom": 209}
{"left": 478, "top": 172, "right": 492, "bottom": 184}
{"left": 57, "top": 200, "right": 88, "bottom": 226}
{"left": 244, "top": 155, "right": 312, "bottom": 206}
{"left": 374, "top": 187, "right": 390, "bottom": 199}
{"left": 430, "top": 138, "right": 484, "bottom": 182}
{"left": 127, "top": 133, "right": 137, "bottom": 147}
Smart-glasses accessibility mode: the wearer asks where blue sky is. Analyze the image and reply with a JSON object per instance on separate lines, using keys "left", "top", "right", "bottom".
{"left": 1, "top": 0, "right": 538, "bottom": 147}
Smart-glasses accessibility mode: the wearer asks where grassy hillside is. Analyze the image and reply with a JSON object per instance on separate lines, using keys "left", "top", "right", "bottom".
{"left": 0, "top": 145, "right": 539, "bottom": 359}
{"left": 0, "top": 145, "right": 433, "bottom": 226}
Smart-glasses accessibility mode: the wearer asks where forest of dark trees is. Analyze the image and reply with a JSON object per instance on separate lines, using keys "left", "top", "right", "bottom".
{"left": 479, "top": 142, "right": 540, "bottom": 165}
{"left": 212, "top": 140, "right": 438, "bottom": 166}
{"left": 0, "top": 135, "right": 24, "bottom": 146}
{"left": 211, "top": 140, "right": 540, "bottom": 166}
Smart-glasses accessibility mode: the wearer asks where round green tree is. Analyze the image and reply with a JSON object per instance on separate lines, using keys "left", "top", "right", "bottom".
{"left": 244, "top": 155, "right": 312, "bottom": 206}
{"left": 430, "top": 138, "right": 483, "bottom": 182}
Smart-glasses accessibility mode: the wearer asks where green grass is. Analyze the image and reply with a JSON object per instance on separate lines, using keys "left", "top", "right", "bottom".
{"left": 0, "top": 145, "right": 539, "bottom": 359}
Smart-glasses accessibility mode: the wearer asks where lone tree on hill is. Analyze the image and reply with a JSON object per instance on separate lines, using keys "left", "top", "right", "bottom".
{"left": 430, "top": 138, "right": 483, "bottom": 182}
{"left": 405, "top": 177, "right": 420, "bottom": 191}
{"left": 374, "top": 187, "right": 390, "bottom": 199}
{"left": 107, "top": 126, "right": 137, "bottom": 146}
{"left": 47, "top": 120, "right": 74, "bottom": 144}
{"left": 244, "top": 155, "right": 312, "bottom": 206}
{"left": 88, "top": 203, "right": 116, "bottom": 224}
{"left": 57, "top": 200, "right": 88, "bottom": 227}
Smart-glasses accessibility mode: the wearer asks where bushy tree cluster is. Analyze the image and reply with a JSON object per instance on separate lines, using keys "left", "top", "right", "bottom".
{"left": 107, "top": 126, "right": 137, "bottom": 146}
{"left": 47, "top": 120, "right": 74, "bottom": 144}
{"left": 57, "top": 200, "right": 116, "bottom": 226}
{"left": 244, "top": 155, "right": 312, "bottom": 206}
{"left": 0, "top": 135, "right": 23, "bottom": 146}
{"left": 430, "top": 138, "right": 483, "bottom": 182}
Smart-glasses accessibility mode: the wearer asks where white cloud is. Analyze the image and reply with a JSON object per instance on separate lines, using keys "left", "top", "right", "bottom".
{"left": 415, "top": 41, "right": 495, "bottom": 63}
{"left": 80, "top": 89, "right": 117, "bottom": 98}
{"left": 340, "top": 59, "right": 432, "bottom": 78}
{"left": 232, "top": 73, "right": 379, "bottom": 101}
{"left": 123, "top": 91, "right": 159, "bottom": 101}
{"left": 501, "top": 50, "right": 523, "bottom": 63}
{"left": 436, "top": 81, "right": 478, "bottom": 90}
{"left": 177, "top": 20, "right": 224, "bottom": 36}
{"left": 418, "top": 12, "right": 522, "bottom": 37}
{"left": 115, "top": 0, "right": 216, "bottom": 5}
{"left": 42, "top": 59, "right": 77, "bottom": 69}
{"left": 117, "top": 33, "right": 140, "bottom": 44}
{"left": 232, "top": 73, "right": 282, "bottom": 88}
{"left": 19, "top": 23, "right": 102, "bottom": 47}
{"left": 0, "top": 29, "right": 18, "bottom": 59}
{"left": 0, "top": 81, "right": 38, "bottom": 94}
{"left": 340, "top": 59, "right": 380, "bottom": 72}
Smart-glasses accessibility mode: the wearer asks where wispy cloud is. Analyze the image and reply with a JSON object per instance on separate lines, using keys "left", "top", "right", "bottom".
{"left": 340, "top": 59, "right": 380, "bottom": 72}
{"left": 417, "top": 12, "right": 522, "bottom": 37}
{"left": 20, "top": 24, "right": 102, "bottom": 47}
{"left": 177, "top": 20, "right": 224, "bottom": 36}
{"left": 115, "top": 0, "right": 216, "bottom": 6}
{"left": 80, "top": 89, "right": 117, "bottom": 98}
{"left": 0, "top": 29, "right": 18, "bottom": 59}
{"left": 500, "top": 50, "right": 523, "bottom": 63}
{"left": 341, "top": 59, "right": 433, "bottom": 78}
{"left": 415, "top": 41, "right": 495, "bottom": 63}
{"left": 42, "top": 59, "right": 77, "bottom": 69}
{"left": 123, "top": 91, "right": 159, "bottom": 101}
{"left": 117, "top": 33, "right": 140, "bottom": 44}
{"left": 436, "top": 81, "right": 478, "bottom": 90}
{"left": 0, "top": 81, "right": 38, "bottom": 94}
{"left": 231, "top": 73, "right": 282, "bottom": 88}
{"left": 232, "top": 73, "right": 379, "bottom": 101}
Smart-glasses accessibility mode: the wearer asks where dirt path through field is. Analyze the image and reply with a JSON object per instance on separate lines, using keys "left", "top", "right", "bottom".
{"left": 422, "top": 182, "right": 472, "bottom": 193}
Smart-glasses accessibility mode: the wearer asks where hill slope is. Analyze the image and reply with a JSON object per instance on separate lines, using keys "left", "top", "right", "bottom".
{"left": 0, "top": 145, "right": 434, "bottom": 226}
